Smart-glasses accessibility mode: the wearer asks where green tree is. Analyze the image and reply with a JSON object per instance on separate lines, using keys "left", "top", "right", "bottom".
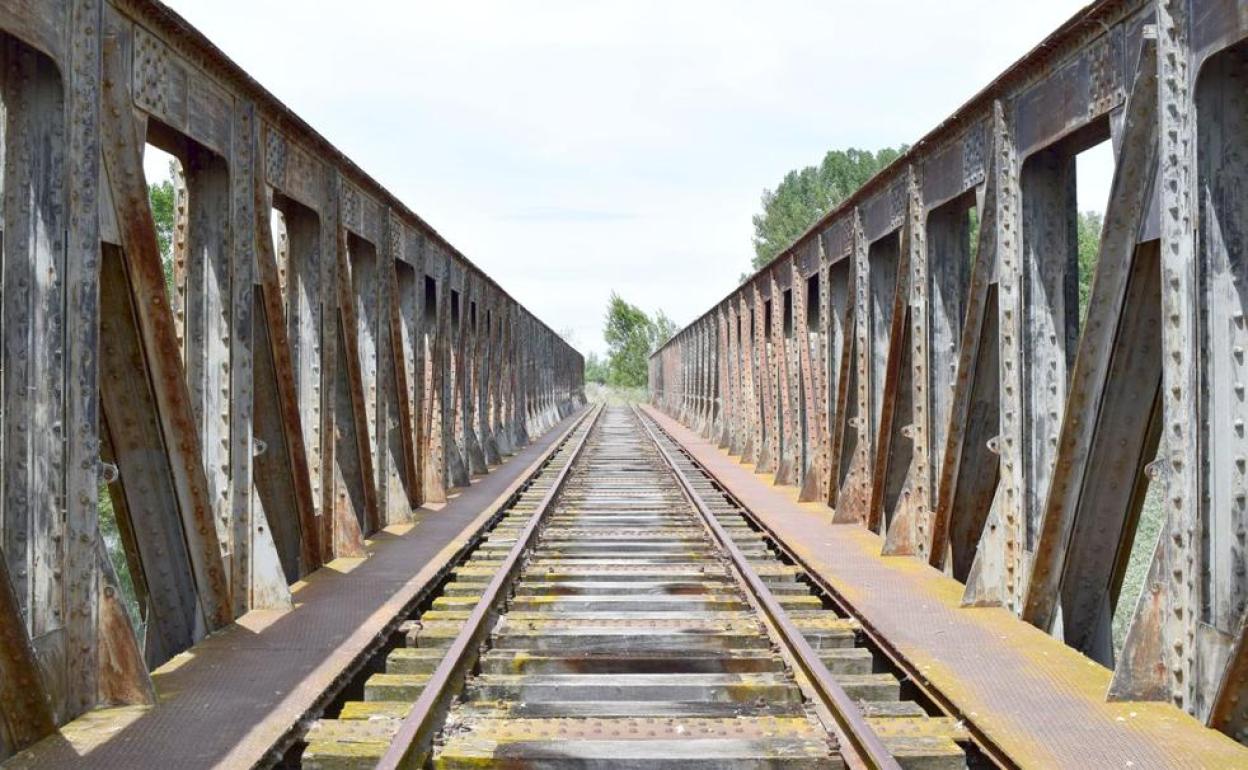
{"left": 584, "top": 352, "right": 609, "bottom": 384}
{"left": 148, "top": 161, "right": 178, "bottom": 293}
{"left": 651, "top": 310, "right": 680, "bottom": 350}
{"left": 604, "top": 292, "right": 654, "bottom": 387}
{"left": 750, "top": 146, "right": 907, "bottom": 271}
{"left": 1076, "top": 210, "right": 1103, "bottom": 323}
{"left": 601, "top": 294, "right": 681, "bottom": 388}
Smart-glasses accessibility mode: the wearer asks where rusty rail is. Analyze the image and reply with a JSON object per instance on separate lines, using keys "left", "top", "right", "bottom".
{"left": 634, "top": 406, "right": 902, "bottom": 770}
{"left": 639, "top": 406, "right": 1018, "bottom": 769}
{"left": 376, "top": 404, "right": 602, "bottom": 769}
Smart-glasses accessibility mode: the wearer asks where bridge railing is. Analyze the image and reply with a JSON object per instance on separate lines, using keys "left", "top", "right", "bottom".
{"left": 651, "top": 0, "right": 1247, "bottom": 742}
{"left": 0, "top": 0, "right": 582, "bottom": 755}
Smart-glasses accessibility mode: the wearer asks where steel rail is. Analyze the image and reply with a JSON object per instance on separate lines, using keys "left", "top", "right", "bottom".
{"left": 377, "top": 403, "right": 602, "bottom": 770}
{"left": 639, "top": 406, "right": 1012, "bottom": 769}
{"left": 633, "top": 406, "right": 901, "bottom": 770}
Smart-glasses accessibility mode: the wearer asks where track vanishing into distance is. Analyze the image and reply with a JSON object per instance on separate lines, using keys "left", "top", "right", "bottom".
{"left": 300, "top": 406, "right": 971, "bottom": 769}
{"left": 3, "top": 2, "right": 1248, "bottom": 767}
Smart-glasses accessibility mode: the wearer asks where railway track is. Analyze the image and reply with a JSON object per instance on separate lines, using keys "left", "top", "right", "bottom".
{"left": 300, "top": 406, "right": 970, "bottom": 769}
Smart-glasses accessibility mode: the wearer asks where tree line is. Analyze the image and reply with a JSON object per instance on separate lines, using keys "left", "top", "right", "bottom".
{"left": 751, "top": 147, "right": 907, "bottom": 272}
{"left": 584, "top": 293, "right": 679, "bottom": 388}
{"left": 746, "top": 145, "right": 1103, "bottom": 310}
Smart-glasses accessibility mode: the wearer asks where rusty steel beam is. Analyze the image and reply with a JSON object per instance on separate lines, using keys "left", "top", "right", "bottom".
{"left": 252, "top": 163, "right": 323, "bottom": 585}
{"left": 100, "top": 14, "right": 234, "bottom": 631}
{"left": 651, "top": 0, "right": 1248, "bottom": 741}
{"left": 0, "top": 0, "right": 583, "bottom": 758}
{"left": 1021, "top": 32, "right": 1160, "bottom": 662}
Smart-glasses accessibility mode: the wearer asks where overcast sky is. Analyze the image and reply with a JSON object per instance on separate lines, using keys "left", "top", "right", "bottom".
{"left": 156, "top": 0, "right": 1109, "bottom": 357}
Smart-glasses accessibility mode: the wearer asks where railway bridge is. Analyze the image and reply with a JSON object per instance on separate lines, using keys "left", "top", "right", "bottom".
{"left": 0, "top": 0, "right": 1246, "bottom": 767}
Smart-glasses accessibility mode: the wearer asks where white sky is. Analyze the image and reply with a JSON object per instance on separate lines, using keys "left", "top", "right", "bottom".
{"left": 154, "top": 0, "right": 1111, "bottom": 357}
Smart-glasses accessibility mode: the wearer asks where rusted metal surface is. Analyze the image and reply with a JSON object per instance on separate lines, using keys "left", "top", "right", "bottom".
{"left": 0, "top": 0, "right": 582, "bottom": 759}
{"left": 99, "top": 14, "right": 233, "bottom": 634}
{"left": 637, "top": 407, "right": 901, "bottom": 770}
{"left": 0, "top": 547, "right": 55, "bottom": 752}
{"left": 651, "top": 0, "right": 1248, "bottom": 741}
{"left": 1021, "top": 33, "right": 1160, "bottom": 657}
{"left": 252, "top": 167, "right": 322, "bottom": 581}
